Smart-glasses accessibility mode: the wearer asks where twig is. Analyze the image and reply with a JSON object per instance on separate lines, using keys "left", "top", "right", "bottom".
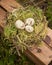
{"left": 16, "top": 35, "right": 29, "bottom": 48}
{"left": 30, "top": 0, "right": 45, "bottom": 7}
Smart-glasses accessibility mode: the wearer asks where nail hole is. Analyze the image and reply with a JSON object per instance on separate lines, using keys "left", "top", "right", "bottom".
{"left": 37, "top": 48, "right": 42, "bottom": 53}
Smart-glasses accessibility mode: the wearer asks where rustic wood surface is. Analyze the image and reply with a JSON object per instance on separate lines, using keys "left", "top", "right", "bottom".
{"left": 44, "top": 28, "right": 52, "bottom": 49}
{"left": 25, "top": 41, "right": 52, "bottom": 65}
{"left": 0, "top": 7, "right": 6, "bottom": 32}
{"left": 0, "top": 0, "right": 52, "bottom": 65}
{"left": 0, "top": 7, "right": 6, "bottom": 23}
{"left": 0, "top": 0, "right": 22, "bottom": 12}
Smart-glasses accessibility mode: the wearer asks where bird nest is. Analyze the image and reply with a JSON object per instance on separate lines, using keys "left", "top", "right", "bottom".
{"left": 4, "top": 6, "right": 47, "bottom": 52}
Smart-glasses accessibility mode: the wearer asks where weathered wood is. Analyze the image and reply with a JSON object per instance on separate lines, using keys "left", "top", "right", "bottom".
{"left": 0, "top": 7, "right": 6, "bottom": 21}
{"left": 0, "top": 7, "right": 6, "bottom": 32}
{"left": 25, "top": 42, "right": 52, "bottom": 65}
{"left": 0, "top": 0, "right": 52, "bottom": 65}
{"left": 44, "top": 28, "right": 52, "bottom": 49}
{"left": 0, "top": 0, "right": 22, "bottom": 12}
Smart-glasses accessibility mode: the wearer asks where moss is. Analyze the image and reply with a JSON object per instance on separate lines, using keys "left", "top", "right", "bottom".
{"left": 4, "top": 6, "right": 47, "bottom": 54}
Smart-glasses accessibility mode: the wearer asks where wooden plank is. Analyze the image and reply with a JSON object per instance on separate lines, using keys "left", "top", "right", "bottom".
{"left": 47, "top": 28, "right": 52, "bottom": 40}
{"left": 0, "top": 0, "right": 22, "bottom": 12}
{"left": 25, "top": 42, "right": 52, "bottom": 65}
{"left": 0, "top": 7, "right": 6, "bottom": 33}
{"left": 44, "top": 28, "right": 52, "bottom": 49}
{"left": 0, "top": 7, "right": 6, "bottom": 20}
{"left": 0, "top": 7, "right": 6, "bottom": 28}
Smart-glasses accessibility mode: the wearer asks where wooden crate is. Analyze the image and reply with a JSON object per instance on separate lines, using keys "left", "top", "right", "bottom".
{"left": 0, "top": 0, "right": 52, "bottom": 65}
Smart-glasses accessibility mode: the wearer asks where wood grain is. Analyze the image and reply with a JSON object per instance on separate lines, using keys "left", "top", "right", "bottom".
{"left": 0, "top": 7, "right": 6, "bottom": 28}
{"left": 0, "top": 0, "right": 22, "bottom": 12}
{"left": 25, "top": 42, "right": 52, "bottom": 65}
{"left": 44, "top": 28, "right": 52, "bottom": 49}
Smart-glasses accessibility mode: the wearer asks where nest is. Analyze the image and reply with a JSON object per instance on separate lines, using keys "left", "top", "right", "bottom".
{"left": 4, "top": 6, "right": 47, "bottom": 53}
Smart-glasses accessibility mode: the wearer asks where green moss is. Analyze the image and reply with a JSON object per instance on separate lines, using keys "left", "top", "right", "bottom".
{"left": 4, "top": 6, "right": 47, "bottom": 54}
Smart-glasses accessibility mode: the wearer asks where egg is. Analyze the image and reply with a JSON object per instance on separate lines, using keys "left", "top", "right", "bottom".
{"left": 25, "top": 18, "right": 35, "bottom": 26}
{"left": 25, "top": 25, "right": 34, "bottom": 33}
{"left": 15, "top": 20, "right": 25, "bottom": 29}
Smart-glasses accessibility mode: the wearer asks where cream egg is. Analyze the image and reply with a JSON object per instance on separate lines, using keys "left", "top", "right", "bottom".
{"left": 25, "top": 18, "right": 35, "bottom": 26}
{"left": 25, "top": 25, "right": 34, "bottom": 33}
{"left": 15, "top": 20, "right": 25, "bottom": 29}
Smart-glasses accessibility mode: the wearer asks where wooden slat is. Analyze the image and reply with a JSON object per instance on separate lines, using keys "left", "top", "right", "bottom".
{"left": 25, "top": 42, "right": 52, "bottom": 65}
{"left": 0, "top": 7, "right": 6, "bottom": 33}
{"left": 44, "top": 28, "right": 52, "bottom": 49}
{"left": 0, "top": 7, "right": 6, "bottom": 28}
{"left": 47, "top": 28, "right": 52, "bottom": 40}
{"left": 0, "top": 0, "right": 22, "bottom": 12}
